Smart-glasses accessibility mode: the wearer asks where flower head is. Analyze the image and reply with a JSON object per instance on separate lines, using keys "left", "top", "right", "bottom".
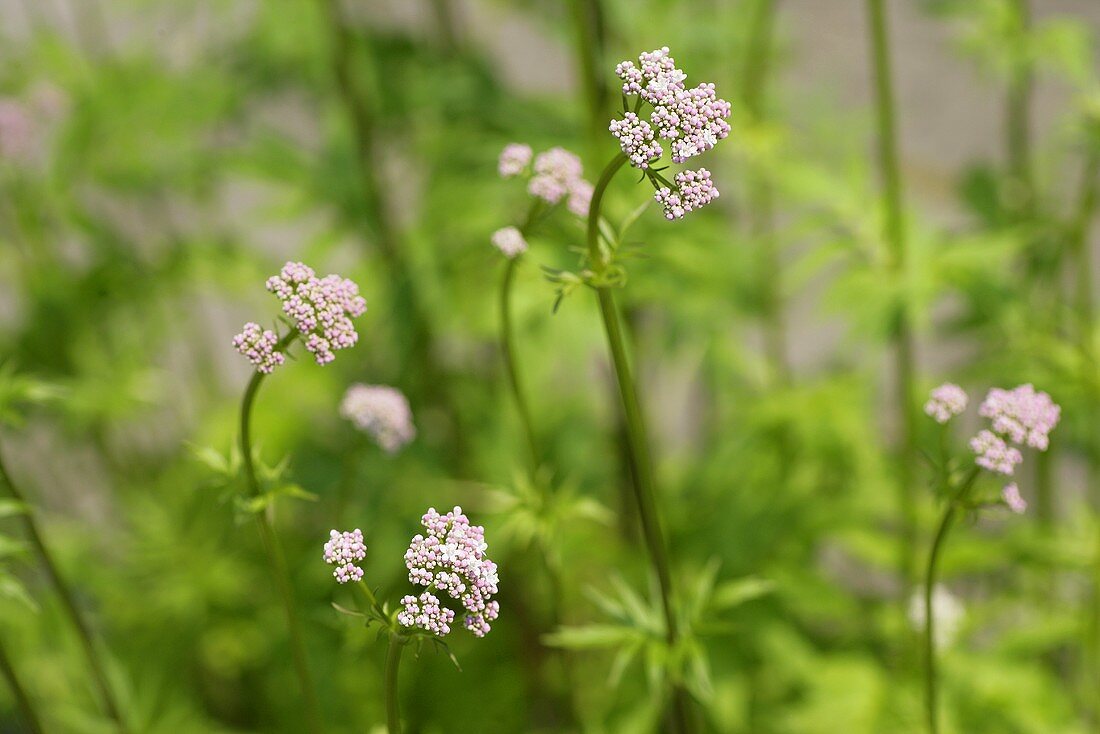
{"left": 398, "top": 592, "right": 455, "bottom": 636}
{"left": 491, "top": 226, "right": 528, "bottom": 258}
{"left": 609, "top": 112, "right": 663, "bottom": 169}
{"left": 654, "top": 168, "right": 719, "bottom": 220}
{"left": 264, "top": 262, "right": 367, "bottom": 366}
{"left": 979, "top": 384, "right": 1060, "bottom": 450}
{"left": 401, "top": 506, "right": 499, "bottom": 638}
{"left": 970, "top": 430, "right": 1023, "bottom": 476}
{"left": 339, "top": 384, "right": 416, "bottom": 453}
{"left": 498, "top": 143, "right": 532, "bottom": 178}
{"left": 568, "top": 179, "right": 594, "bottom": 218}
{"left": 323, "top": 529, "right": 367, "bottom": 584}
{"left": 528, "top": 147, "right": 584, "bottom": 204}
{"left": 232, "top": 322, "right": 285, "bottom": 374}
{"left": 924, "top": 383, "right": 968, "bottom": 424}
{"left": 1002, "top": 483, "right": 1027, "bottom": 514}
{"left": 908, "top": 585, "right": 965, "bottom": 650}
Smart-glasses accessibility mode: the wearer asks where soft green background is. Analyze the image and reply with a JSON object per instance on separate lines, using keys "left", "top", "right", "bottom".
{"left": 0, "top": 0, "right": 1099, "bottom": 731}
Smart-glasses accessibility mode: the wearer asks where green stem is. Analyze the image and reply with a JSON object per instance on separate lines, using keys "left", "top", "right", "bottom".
{"left": 866, "top": 0, "right": 919, "bottom": 601}
{"left": 742, "top": 0, "right": 789, "bottom": 384}
{"left": 923, "top": 467, "right": 979, "bottom": 734}
{"left": 587, "top": 153, "right": 691, "bottom": 733}
{"left": 500, "top": 256, "right": 541, "bottom": 474}
{"left": 385, "top": 634, "right": 406, "bottom": 734}
{"left": 238, "top": 334, "right": 323, "bottom": 734}
{"left": 1006, "top": 0, "right": 1035, "bottom": 221}
{"left": 0, "top": 636, "right": 45, "bottom": 734}
{"left": 0, "top": 444, "right": 126, "bottom": 732}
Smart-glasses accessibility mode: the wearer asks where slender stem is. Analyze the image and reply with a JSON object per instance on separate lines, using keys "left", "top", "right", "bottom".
{"left": 866, "top": 0, "right": 919, "bottom": 600}
{"left": 923, "top": 468, "right": 979, "bottom": 734}
{"left": 1006, "top": 0, "right": 1035, "bottom": 221}
{"left": 238, "top": 334, "right": 323, "bottom": 734}
{"left": 587, "top": 153, "right": 691, "bottom": 732}
{"left": 0, "top": 444, "right": 126, "bottom": 732}
{"left": 500, "top": 256, "right": 541, "bottom": 473}
{"left": 742, "top": 0, "right": 789, "bottom": 384}
{"left": 385, "top": 634, "right": 406, "bottom": 734}
{"left": 320, "top": 0, "right": 469, "bottom": 474}
{"left": 0, "top": 637, "right": 45, "bottom": 734}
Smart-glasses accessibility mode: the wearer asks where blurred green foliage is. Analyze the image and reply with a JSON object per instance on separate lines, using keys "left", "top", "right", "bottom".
{"left": 0, "top": 0, "right": 1099, "bottom": 731}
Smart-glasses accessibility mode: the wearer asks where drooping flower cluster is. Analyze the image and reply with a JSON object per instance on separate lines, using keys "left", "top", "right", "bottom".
{"left": 924, "top": 383, "right": 968, "bottom": 424}
{"left": 654, "top": 169, "right": 719, "bottom": 221}
{"left": 978, "top": 384, "right": 1060, "bottom": 451}
{"left": 401, "top": 506, "right": 500, "bottom": 638}
{"left": 232, "top": 322, "right": 285, "bottom": 374}
{"left": 264, "top": 261, "right": 367, "bottom": 366}
{"left": 908, "top": 584, "right": 965, "bottom": 650}
{"left": 397, "top": 591, "right": 455, "bottom": 636}
{"left": 498, "top": 143, "right": 532, "bottom": 178}
{"left": 491, "top": 226, "right": 528, "bottom": 259}
{"left": 339, "top": 384, "right": 416, "bottom": 453}
{"left": 611, "top": 47, "right": 731, "bottom": 220}
{"left": 323, "top": 528, "right": 367, "bottom": 584}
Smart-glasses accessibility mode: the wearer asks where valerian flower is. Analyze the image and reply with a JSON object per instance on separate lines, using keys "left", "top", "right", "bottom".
{"left": 1002, "top": 483, "right": 1027, "bottom": 514}
{"left": 323, "top": 529, "right": 367, "bottom": 584}
{"left": 401, "top": 506, "right": 500, "bottom": 638}
{"left": 490, "top": 226, "right": 529, "bottom": 259}
{"left": 924, "top": 383, "right": 968, "bottom": 424}
{"left": 233, "top": 261, "right": 367, "bottom": 372}
{"left": 339, "top": 384, "right": 416, "bottom": 453}
{"left": 610, "top": 46, "right": 731, "bottom": 220}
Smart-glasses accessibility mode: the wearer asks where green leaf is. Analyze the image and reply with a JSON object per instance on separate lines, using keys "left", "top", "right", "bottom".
{"left": 711, "top": 577, "right": 775, "bottom": 610}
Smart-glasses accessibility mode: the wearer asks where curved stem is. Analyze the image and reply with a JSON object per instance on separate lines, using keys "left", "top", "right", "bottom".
{"left": 385, "top": 634, "right": 406, "bottom": 734}
{"left": 0, "top": 636, "right": 45, "bottom": 734}
{"left": 0, "top": 444, "right": 126, "bottom": 732}
{"left": 238, "top": 334, "right": 323, "bottom": 734}
{"left": 500, "top": 256, "right": 541, "bottom": 473}
{"left": 866, "top": 0, "right": 919, "bottom": 605}
{"left": 923, "top": 467, "right": 979, "bottom": 734}
{"left": 587, "top": 154, "right": 691, "bottom": 733}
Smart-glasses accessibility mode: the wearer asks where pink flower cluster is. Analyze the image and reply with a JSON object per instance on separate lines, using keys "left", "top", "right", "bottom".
{"left": 265, "top": 262, "right": 367, "bottom": 365}
{"left": 339, "top": 384, "right": 416, "bottom": 453}
{"left": 401, "top": 506, "right": 500, "bottom": 638}
{"left": 978, "top": 384, "right": 1060, "bottom": 451}
{"left": 1002, "top": 483, "right": 1027, "bottom": 514}
{"left": 612, "top": 47, "right": 731, "bottom": 169}
{"left": 969, "top": 430, "right": 1022, "bottom": 476}
{"left": 397, "top": 591, "right": 456, "bottom": 636}
{"left": 498, "top": 143, "right": 532, "bottom": 177}
{"left": 609, "top": 112, "right": 662, "bottom": 169}
{"left": 232, "top": 322, "right": 285, "bottom": 374}
{"left": 924, "top": 383, "right": 968, "bottom": 424}
{"left": 498, "top": 143, "right": 593, "bottom": 217}
{"left": 654, "top": 168, "right": 719, "bottom": 220}
{"left": 323, "top": 528, "right": 367, "bottom": 584}
{"left": 491, "top": 226, "right": 528, "bottom": 258}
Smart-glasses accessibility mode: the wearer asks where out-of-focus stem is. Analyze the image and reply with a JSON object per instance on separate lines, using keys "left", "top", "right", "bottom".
{"left": 385, "top": 634, "right": 407, "bottom": 734}
{"left": 238, "top": 334, "right": 323, "bottom": 734}
{"left": 320, "top": 0, "right": 468, "bottom": 473}
{"left": 587, "top": 152, "right": 692, "bottom": 732}
{"left": 742, "top": 0, "right": 789, "bottom": 384}
{"left": 922, "top": 467, "right": 979, "bottom": 734}
{"left": 866, "top": 0, "right": 919, "bottom": 599}
{"left": 500, "top": 256, "right": 540, "bottom": 473}
{"left": 0, "top": 444, "right": 126, "bottom": 732}
{"left": 427, "top": 0, "right": 460, "bottom": 55}
{"left": 1006, "top": 0, "right": 1035, "bottom": 220}
{"left": 0, "top": 638, "right": 45, "bottom": 734}
{"left": 566, "top": 0, "right": 610, "bottom": 153}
